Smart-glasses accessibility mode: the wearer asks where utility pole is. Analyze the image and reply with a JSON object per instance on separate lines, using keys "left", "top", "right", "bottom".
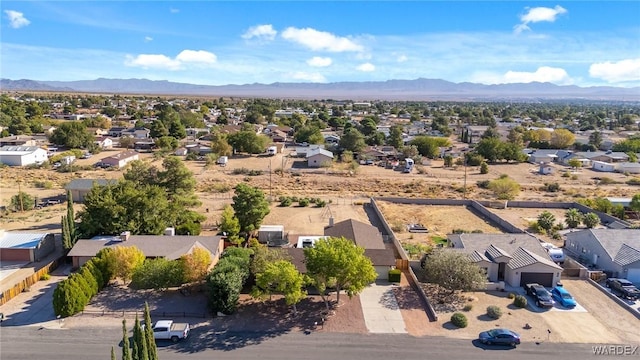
{"left": 18, "top": 180, "right": 24, "bottom": 212}
{"left": 269, "top": 158, "right": 273, "bottom": 201}
{"left": 463, "top": 156, "right": 467, "bottom": 200}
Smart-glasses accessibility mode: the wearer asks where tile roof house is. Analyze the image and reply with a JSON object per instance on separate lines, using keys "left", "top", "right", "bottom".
{"left": 448, "top": 233, "right": 562, "bottom": 287}
{"left": 564, "top": 229, "right": 640, "bottom": 284}
{"left": 67, "top": 233, "right": 224, "bottom": 269}
{"left": 0, "top": 230, "right": 56, "bottom": 262}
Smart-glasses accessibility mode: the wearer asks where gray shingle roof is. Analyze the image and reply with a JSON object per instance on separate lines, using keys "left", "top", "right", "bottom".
{"left": 68, "top": 235, "right": 222, "bottom": 260}
{"left": 508, "top": 247, "right": 562, "bottom": 270}
{"left": 613, "top": 243, "right": 640, "bottom": 267}
{"left": 588, "top": 229, "right": 640, "bottom": 264}
{"left": 324, "top": 219, "right": 385, "bottom": 249}
{"left": 485, "top": 244, "right": 512, "bottom": 261}
{"left": 468, "top": 250, "right": 491, "bottom": 263}
{"left": 65, "top": 179, "right": 115, "bottom": 191}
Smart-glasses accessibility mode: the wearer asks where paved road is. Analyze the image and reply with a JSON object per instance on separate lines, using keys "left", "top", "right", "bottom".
{"left": 0, "top": 326, "right": 614, "bottom": 360}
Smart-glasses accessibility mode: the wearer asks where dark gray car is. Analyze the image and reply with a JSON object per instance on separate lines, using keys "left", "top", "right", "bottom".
{"left": 479, "top": 328, "right": 521, "bottom": 346}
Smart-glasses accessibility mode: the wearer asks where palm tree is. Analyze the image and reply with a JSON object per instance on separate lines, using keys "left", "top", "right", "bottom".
{"left": 565, "top": 208, "right": 583, "bottom": 229}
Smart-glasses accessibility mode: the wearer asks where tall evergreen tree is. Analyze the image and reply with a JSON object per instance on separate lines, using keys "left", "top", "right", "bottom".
{"left": 143, "top": 302, "right": 158, "bottom": 360}
{"left": 62, "top": 190, "right": 77, "bottom": 251}
{"left": 122, "top": 320, "right": 131, "bottom": 360}
{"left": 111, "top": 346, "right": 116, "bottom": 360}
{"left": 132, "top": 316, "right": 148, "bottom": 360}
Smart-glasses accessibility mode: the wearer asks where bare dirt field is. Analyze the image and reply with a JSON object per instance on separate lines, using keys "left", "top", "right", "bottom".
{"left": 374, "top": 201, "right": 503, "bottom": 250}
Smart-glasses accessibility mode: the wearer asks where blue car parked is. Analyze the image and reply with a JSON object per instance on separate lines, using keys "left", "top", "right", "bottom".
{"left": 551, "top": 286, "right": 577, "bottom": 308}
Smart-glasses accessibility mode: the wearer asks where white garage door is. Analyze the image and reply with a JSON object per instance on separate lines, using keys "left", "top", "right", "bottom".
{"left": 626, "top": 268, "right": 640, "bottom": 285}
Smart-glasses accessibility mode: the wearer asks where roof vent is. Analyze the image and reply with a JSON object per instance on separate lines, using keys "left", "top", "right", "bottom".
{"left": 120, "top": 231, "right": 131, "bottom": 241}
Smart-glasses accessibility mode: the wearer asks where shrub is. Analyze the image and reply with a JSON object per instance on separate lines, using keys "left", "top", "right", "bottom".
{"left": 486, "top": 305, "right": 502, "bottom": 319}
{"left": 388, "top": 269, "right": 401, "bottom": 283}
{"left": 626, "top": 178, "right": 640, "bottom": 186}
{"left": 34, "top": 180, "right": 54, "bottom": 189}
{"left": 542, "top": 182, "right": 561, "bottom": 192}
{"left": 131, "top": 258, "right": 185, "bottom": 290}
{"left": 279, "top": 197, "right": 293, "bottom": 207}
{"left": 40, "top": 273, "right": 51, "bottom": 281}
{"left": 480, "top": 162, "right": 489, "bottom": 174}
{"left": 488, "top": 176, "right": 520, "bottom": 200}
{"left": 450, "top": 312, "right": 468, "bottom": 328}
{"left": 507, "top": 292, "right": 516, "bottom": 299}
{"left": 298, "top": 198, "right": 310, "bottom": 207}
{"left": 463, "top": 304, "right": 473, "bottom": 312}
{"left": 513, "top": 295, "right": 527, "bottom": 308}
{"left": 562, "top": 171, "right": 571, "bottom": 178}
{"left": 599, "top": 177, "right": 617, "bottom": 185}
{"left": 315, "top": 200, "right": 327, "bottom": 207}
{"left": 476, "top": 180, "right": 490, "bottom": 189}
{"left": 571, "top": 174, "right": 578, "bottom": 180}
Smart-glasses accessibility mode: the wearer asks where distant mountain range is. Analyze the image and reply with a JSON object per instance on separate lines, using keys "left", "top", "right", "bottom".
{"left": 1, "top": 77, "right": 639, "bottom": 101}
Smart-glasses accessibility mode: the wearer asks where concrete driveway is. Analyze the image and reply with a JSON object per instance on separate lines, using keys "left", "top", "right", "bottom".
{"left": 359, "top": 281, "right": 406, "bottom": 334}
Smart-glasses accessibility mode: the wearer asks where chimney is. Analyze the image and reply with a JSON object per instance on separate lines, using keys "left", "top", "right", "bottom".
{"left": 164, "top": 227, "right": 176, "bottom": 236}
{"left": 120, "top": 231, "right": 131, "bottom": 241}
{"left": 328, "top": 217, "right": 334, "bottom": 227}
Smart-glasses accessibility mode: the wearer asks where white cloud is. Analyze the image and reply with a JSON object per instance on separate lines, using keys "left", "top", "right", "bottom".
{"left": 170, "top": 8, "right": 180, "bottom": 13}
{"left": 242, "top": 24, "right": 277, "bottom": 41}
{"left": 504, "top": 66, "right": 572, "bottom": 84}
{"left": 289, "top": 72, "right": 327, "bottom": 83}
{"left": 356, "top": 63, "right": 375, "bottom": 72}
{"left": 514, "top": 5, "right": 567, "bottom": 34}
{"left": 397, "top": 55, "right": 408, "bottom": 63}
{"left": 306, "top": 57, "right": 332, "bottom": 67}
{"left": 589, "top": 58, "right": 640, "bottom": 83}
{"left": 4, "top": 10, "right": 30, "bottom": 29}
{"left": 144, "top": 36, "right": 153, "bottom": 42}
{"left": 281, "top": 27, "right": 363, "bottom": 52}
{"left": 176, "top": 50, "right": 217, "bottom": 64}
{"left": 125, "top": 50, "right": 217, "bottom": 70}
{"left": 124, "top": 54, "right": 182, "bottom": 70}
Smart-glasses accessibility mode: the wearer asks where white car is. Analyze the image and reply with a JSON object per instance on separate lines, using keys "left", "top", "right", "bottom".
{"left": 547, "top": 247, "right": 565, "bottom": 264}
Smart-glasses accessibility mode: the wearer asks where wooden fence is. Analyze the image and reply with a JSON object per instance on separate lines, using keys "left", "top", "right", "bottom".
{"left": 0, "top": 258, "right": 61, "bottom": 306}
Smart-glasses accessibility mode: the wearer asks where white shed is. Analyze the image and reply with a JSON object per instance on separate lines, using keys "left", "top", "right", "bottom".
{"left": 306, "top": 148, "right": 334, "bottom": 168}
{"left": 0, "top": 146, "right": 48, "bottom": 166}
{"left": 592, "top": 160, "right": 616, "bottom": 172}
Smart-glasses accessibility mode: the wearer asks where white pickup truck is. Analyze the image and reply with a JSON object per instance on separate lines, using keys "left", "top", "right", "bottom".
{"left": 150, "top": 320, "right": 190, "bottom": 342}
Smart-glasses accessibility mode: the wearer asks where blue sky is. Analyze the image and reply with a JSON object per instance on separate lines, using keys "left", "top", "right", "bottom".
{"left": 2, "top": 1, "right": 639, "bottom": 87}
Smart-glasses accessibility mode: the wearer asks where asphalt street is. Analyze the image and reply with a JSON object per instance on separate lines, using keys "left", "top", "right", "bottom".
{"left": 0, "top": 326, "right": 614, "bottom": 360}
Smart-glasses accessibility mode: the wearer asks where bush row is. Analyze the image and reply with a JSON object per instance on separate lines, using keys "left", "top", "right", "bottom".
{"left": 278, "top": 196, "right": 327, "bottom": 208}
{"left": 53, "top": 248, "right": 112, "bottom": 317}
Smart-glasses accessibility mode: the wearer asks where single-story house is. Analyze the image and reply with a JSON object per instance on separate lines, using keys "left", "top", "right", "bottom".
{"left": 564, "top": 229, "right": 640, "bottom": 283}
{"left": 122, "top": 128, "right": 151, "bottom": 139}
{"left": 94, "top": 136, "right": 113, "bottom": 149}
{"left": 0, "top": 230, "right": 56, "bottom": 262}
{"left": 563, "top": 151, "right": 630, "bottom": 166}
{"left": 324, "top": 218, "right": 394, "bottom": 279}
{"left": 0, "top": 135, "right": 38, "bottom": 147}
{"left": 539, "top": 162, "right": 554, "bottom": 175}
{"left": 592, "top": 160, "right": 616, "bottom": 172}
{"left": 65, "top": 179, "right": 117, "bottom": 203}
{"left": 0, "top": 146, "right": 48, "bottom": 166}
{"left": 306, "top": 148, "right": 334, "bottom": 168}
{"left": 616, "top": 162, "right": 640, "bottom": 174}
{"left": 108, "top": 127, "right": 128, "bottom": 137}
{"left": 100, "top": 150, "right": 139, "bottom": 168}
{"left": 67, "top": 233, "right": 224, "bottom": 269}
{"left": 448, "top": 233, "right": 562, "bottom": 287}
{"left": 525, "top": 149, "right": 572, "bottom": 164}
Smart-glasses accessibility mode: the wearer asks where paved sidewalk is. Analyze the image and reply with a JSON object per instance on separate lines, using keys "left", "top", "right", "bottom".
{"left": 360, "top": 281, "right": 407, "bottom": 334}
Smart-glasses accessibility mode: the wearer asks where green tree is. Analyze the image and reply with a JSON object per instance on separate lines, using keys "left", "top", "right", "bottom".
{"left": 304, "top": 237, "right": 377, "bottom": 308}
{"left": 488, "top": 176, "right": 520, "bottom": 200}
{"left": 111, "top": 346, "right": 117, "bottom": 360}
{"left": 589, "top": 131, "right": 603, "bottom": 149}
{"left": 119, "top": 136, "right": 136, "bottom": 149}
{"left": 474, "top": 138, "right": 504, "bottom": 163}
{"left": 422, "top": 249, "right": 486, "bottom": 295}
{"left": 249, "top": 243, "right": 291, "bottom": 276}
{"left": 219, "top": 205, "right": 240, "bottom": 237}
{"left": 132, "top": 316, "right": 148, "bottom": 360}
{"left": 122, "top": 320, "right": 132, "bottom": 360}
{"left": 10, "top": 191, "right": 34, "bottom": 212}
{"left": 630, "top": 193, "right": 640, "bottom": 218}
{"left": 568, "top": 158, "right": 582, "bottom": 170}
{"left": 143, "top": 302, "right": 158, "bottom": 360}
{"left": 294, "top": 126, "right": 324, "bottom": 144}
{"left": 156, "top": 136, "right": 178, "bottom": 151}
{"left": 387, "top": 125, "right": 404, "bottom": 149}
{"left": 339, "top": 128, "right": 366, "bottom": 153}
{"left": 252, "top": 260, "right": 307, "bottom": 315}
{"left": 131, "top": 258, "right": 184, "bottom": 290}
{"left": 227, "top": 131, "right": 270, "bottom": 154}
{"left": 159, "top": 156, "right": 197, "bottom": 203}
{"left": 583, "top": 212, "right": 600, "bottom": 228}
{"left": 150, "top": 120, "right": 169, "bottom": 138}
{"left": 537, "top": 211, "right": 556, "bottom": 232}
{"left": 231, "top": 183, "right": 270, "bottom": 235}
{"left": 50, "top": 122, "right": 94, "bottom": 148}
{"left": 480, "top": 162, "right": 489, "bottom": 174}
{"left": 409, "top": 136, "right": 450, "bottom": 158}
{"left": 62, "top": 190, "right": 77, "bottom": 251}
{"left": 209, "top": 134, "right": 233, "bottom": 156}
{"left": 565, "top": 208, "right": 583, "bottom": 229}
